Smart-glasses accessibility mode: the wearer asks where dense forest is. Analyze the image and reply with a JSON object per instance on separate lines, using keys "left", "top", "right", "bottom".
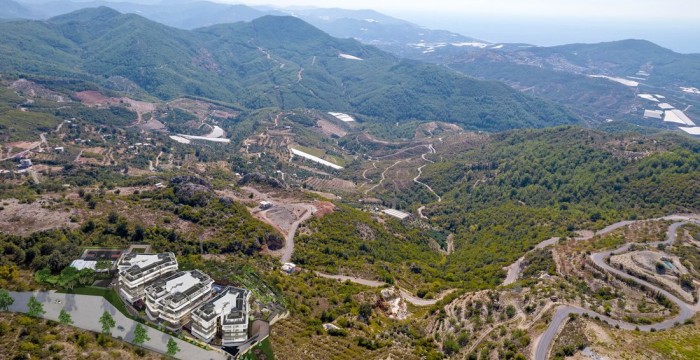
{"left": 425, "top": 127, "right": 699, "bottom": 284}
{"left": 295, "top": 127, "right": 700, "bottom": 293}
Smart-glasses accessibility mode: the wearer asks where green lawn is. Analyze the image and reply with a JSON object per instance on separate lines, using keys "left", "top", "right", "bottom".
{"left": 58, "top": 287, "right": 129, "bottom": 317}
{"left": 241, "top": 337, "right": 275, "bottom": 360}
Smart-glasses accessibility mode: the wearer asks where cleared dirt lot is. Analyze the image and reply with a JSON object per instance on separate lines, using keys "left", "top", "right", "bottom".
{"left": 10, "top": 79, "right": 69, "bottom": 102}
{"left": 0, "top": 198, "right": 77, "bottom": 236}
{"left": 168, "top": 98, "right": 239, "bottom": 121}
{"left": 316, "top": 119, "right": 347, "bottom": 138}
{"left": 259, "top": 205, "right": 300, "bottom": 235}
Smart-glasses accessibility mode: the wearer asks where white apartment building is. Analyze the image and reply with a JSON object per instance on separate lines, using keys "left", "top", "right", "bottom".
{"left": 145, "top": 270, "right": 214, "bottom": 330}
{"left": 117, "top": 252, "right": 178, "bottom": 304}
{"left": 191, "top": 286, "right": 251, "bottom": 346}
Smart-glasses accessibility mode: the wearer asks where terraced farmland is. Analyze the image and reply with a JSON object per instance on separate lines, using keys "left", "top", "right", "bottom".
{"left": 305, "top": 177, "right": 357, "bottom": 193}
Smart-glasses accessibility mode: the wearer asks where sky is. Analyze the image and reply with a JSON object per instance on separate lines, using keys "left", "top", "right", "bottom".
{"left": 218, "top": 0, "right": 700, "bottom": 53}
{"left": 223, "top": 0, "right": 700, "bottom": 20}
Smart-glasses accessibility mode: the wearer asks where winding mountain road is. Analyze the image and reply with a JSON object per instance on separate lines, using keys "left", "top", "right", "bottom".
{"left": 533, "top": 215, "right": 700, "bottom": 360}
{"left": 504, "top": 215, "right": 696, "bottom": 286}
{"left": 502, "top": 237, "right": 559, "bottom": 286}
{"left": 314, "top": 272, "right": 454, "bottom": 306}
{"left": 412, "top": 144, "right": 441, "bottom": 210}
{"left": 413, "top": 163, "right": 441, "bottom": 202}
{"left": 365, "top": 160, "right": 402, "bottom": 194}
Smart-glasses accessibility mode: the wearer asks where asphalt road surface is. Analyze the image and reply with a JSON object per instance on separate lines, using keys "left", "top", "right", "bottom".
{"left": 8, "top": 291, "right": 227, "bottom": 360}
{"left": 535, "top": 216, "right": 700, "bottom": 360}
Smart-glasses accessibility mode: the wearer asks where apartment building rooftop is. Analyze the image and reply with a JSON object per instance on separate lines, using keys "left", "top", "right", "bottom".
{"left": 192, "top": 286, "right": 250, "bottom": 345}
{"left": 146, "top": 270, "right": 213, "bottom": 308}
{"left": 119, "top": 253, "right": 177, "bottom": 280}
{"left": 195, "top": 287, "right": 249, "bottom": 324}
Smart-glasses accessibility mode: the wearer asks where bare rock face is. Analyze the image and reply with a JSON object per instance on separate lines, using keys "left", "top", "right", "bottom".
{"left": 380, "top": 287, "right": 409, "bottom": 320}
{"left": 104, "top": 76, "right": 141, "bottom": 94}
{"left": 264, "top": 232, "right": 284, "bottom": 251}
{"left": 171, "top": 176, "right": 213, "bottom": 206}
{"left": 218, "top": 196, "right": 235, "bottom": 207}
{"left": 237, "top": 172, "right": 286, "bottom": 189}
{"left": 381, "top": 288, "right": 399, "bottom": 301}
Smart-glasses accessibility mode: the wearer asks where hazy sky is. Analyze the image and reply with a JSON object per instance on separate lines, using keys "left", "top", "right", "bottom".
{"left": 215, "top": 0, "right": 700, "bottom": 52}
{"left": 223, "top": 0, "right": 700, "bottom": 20}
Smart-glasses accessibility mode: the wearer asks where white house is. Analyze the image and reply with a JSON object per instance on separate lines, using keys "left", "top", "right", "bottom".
{"left": 19, "top": 159, "right": 32, "bottom": 169}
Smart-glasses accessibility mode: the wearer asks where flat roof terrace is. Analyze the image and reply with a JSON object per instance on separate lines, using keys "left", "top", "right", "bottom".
{"left": 81, "top": 248, "right": 126, "bottom": 261}
{"left": 147, "top": 270, "right": 213, "bottom": 304}
{"left": 120, "top": 253, "right": 177, "bottom": 280}
{"left": 195, "top": 286, "right": 249, "bottom": 323}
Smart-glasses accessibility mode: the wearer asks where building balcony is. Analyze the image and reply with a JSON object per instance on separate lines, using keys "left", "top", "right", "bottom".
{"left": 192, "top": 327, "right": 216, "bottom": 343}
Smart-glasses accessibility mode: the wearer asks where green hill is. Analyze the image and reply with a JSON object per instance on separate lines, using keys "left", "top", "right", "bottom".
{"left": 422, "top": 39, "right": 700, "bottom": 123}
{"left": 0, "top": 0, "right": 34, "bottom": 19}
{"left": 0, "top": 7, "right": 579, "bottom": 131}
{"left": 528, "top": 40, "right": 700, "bottom": 86}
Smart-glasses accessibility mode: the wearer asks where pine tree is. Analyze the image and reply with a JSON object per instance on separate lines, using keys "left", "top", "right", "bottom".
{"left": 0, "top": 289, "right": 13, "bottom": 311}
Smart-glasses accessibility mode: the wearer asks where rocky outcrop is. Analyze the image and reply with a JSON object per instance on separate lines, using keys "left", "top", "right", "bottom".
{"left": 237, "top": 172, "right": 286, "bottom": 189}
{"left": 171, "top": 175, "right": 213, "bottom": 206}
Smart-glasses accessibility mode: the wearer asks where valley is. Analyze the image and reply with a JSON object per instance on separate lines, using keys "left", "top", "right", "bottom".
{"left": 0, "top": 3, "right": 699, "bottom": 360}
{"left": 2, "top": 69, "right": 698, "bottom": 359}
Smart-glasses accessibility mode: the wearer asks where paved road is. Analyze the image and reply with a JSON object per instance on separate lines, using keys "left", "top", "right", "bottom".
{"left": 503, "top": 237, "right": 560, "bottom": 286}
{"left": 504, "top": 215, "right": 699, "bottom": 286}
{"left": 8, "top": 291, "right": 227, "bottom": 360}
{"left": 534, "top": 216, "right": 700, "bottom": 360}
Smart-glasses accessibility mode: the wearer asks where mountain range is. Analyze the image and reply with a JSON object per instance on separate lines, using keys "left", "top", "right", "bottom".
{"left": 0, "top": 6, "right": 577, "bottom": 131}
{"left": 429, "top": 40, "right": 700, "bottom": 123}
{"left": 3, "top": 0, "right": 700, "bottom": 127}
{"left": 0, "top": 0, "right": 482, "bottom": 58}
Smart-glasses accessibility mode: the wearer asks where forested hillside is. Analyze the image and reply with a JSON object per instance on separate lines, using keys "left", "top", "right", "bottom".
{"left": 417, "top": 127, "right": 700, "bottom": 283}
{"left": 0, "top": 7, "right": 578, "bottom": 131}
{"left": 302, "top": 126, "right": 700, "bottom": 289}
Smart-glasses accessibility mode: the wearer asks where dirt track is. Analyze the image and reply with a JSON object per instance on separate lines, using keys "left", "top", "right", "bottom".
{"left": 238, "top": 187, "right": 317, "bottom": 264}
{"left": 270, "top": 203, "right": 316, "bottom": 264}
{"left": 314, "top": 272, "right": 455, "bottom": 307}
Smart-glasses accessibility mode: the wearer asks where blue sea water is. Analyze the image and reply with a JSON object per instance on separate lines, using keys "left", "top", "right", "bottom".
{"left": 397, "top": 13, "right": 700, "bottom": 54}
